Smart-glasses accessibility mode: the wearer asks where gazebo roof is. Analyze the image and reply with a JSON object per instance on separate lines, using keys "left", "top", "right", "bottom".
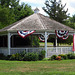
{"left": 0, "top": 13, "right": 74, "bottom": 33}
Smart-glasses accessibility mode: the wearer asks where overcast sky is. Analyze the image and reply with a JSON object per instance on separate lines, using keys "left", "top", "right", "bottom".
{"left": 20, "top": 0, "right": 75, "bottom": 17}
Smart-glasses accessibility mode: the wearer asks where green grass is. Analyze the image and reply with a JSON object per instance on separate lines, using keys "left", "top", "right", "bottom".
{"left": 0, "top": 60, "right": 75, "bottom": 75}
{"left": 39, "top": 42, "right": 72, "bottom": 47}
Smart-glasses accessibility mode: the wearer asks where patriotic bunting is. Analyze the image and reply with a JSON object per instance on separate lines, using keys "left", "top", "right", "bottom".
{"left": 18, "top": 30, "right": 35, "bottom": 38}
{"left": 39, "top": 36, "right": 45, "bottom": 42}
{"left": 73, "top": 34, "right": 75, "bottom": 51}
{"left": 55, "top": 30, "right": 69, "bottom": 40}
{"left": 39, "top": 35, "right": 48, "bottom": 42}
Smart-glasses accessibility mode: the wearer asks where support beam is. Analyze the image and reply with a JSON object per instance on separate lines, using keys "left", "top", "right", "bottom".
{"left": 8, "top": 32, "right": 11, "bottom": 55}
{"left": 45, "top": 32, "right": 47, "bottom": 58}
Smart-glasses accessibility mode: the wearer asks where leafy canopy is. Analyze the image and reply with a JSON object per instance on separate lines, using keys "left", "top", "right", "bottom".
{"left": 0, "top": 0, "right": 34, "bottom": 29}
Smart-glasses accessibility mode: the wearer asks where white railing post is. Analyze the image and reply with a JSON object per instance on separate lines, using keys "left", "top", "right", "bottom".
{"left": 60, "top": 47, "right": 62, "bottom": 54}
{"left": 56, "top": 47, "right": 58, "bottom": 53}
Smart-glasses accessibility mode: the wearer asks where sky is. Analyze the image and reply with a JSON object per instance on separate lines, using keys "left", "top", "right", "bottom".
{"left": 20, "top": 0, "right": 75, "bottom": 17}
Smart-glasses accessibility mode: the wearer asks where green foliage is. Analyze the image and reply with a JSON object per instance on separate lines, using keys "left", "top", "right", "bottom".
{"left": 70, "top": 14, "right": 75, "bottom": 23}
{"left": 49, "top": 53, "right": 75, "bottom": 60}
{"left": 50, "top": 55, "right": 57, "bottom": 60}
{"left": 31, "top": 36, "right": 40, "bottom": 47}
{"left": 9, "top": 50, "right": 45, "bottom": 61}
{"left": 43, "top": 0, "right": 69, "bottom": 24}
{"left": 6, "top": 55, "right": 12, "bottom": 60}
{"left": 14, "top": 3, "right": 34, "bottom": 21}
{"left": 23, "top": 52, "right": 39, "bottom": 61}
{"left": 48, "top": 35, "right": 73, "bottom": 45}
{"left": 58, "top": 54, "right": 68, "bottom": 60}
{"left": 67, "top": 53, "right": 75, "bottom": 59}
{"left": 9, "top": 53, "right": 22, "bottom": 61}
{"left": 20, "top": 50, "right": 26, "bottom": 57}
{"left": 0, "top": 0, "right": 34, "bottom": 29}
{"left": 42, "top": 58, "right": 49, "bottom": 61}
{"left": 0, "top": 7, "right": 15, "bottom": 29}
{"left": 39, "top": 50, "right": 46, "bottom": 60}
{"left": 0, "top": 53, "right": 6, "bottom": 60}
{"left": 65, "top": 15, "right": 75, "bottom": 29}
{"left": 9, "top": 54, "right": 16, "bottom": 60}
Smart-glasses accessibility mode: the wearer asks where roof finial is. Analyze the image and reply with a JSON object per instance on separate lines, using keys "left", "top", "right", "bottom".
{"left": 34, "top": 7, "right": 39, "bottom": 13}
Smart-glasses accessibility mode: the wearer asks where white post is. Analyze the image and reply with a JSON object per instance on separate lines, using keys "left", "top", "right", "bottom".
{"left": 45, "top": 32, "right": 47, "bottom": 58}
{"left": 55, "top": 36, "right": 57, "bottom": 47}
{"left": 8, "top": 32, "right": 11, "bottom": 55}
{"left": 55, "top": 36, "right": 57, "bottom": 53}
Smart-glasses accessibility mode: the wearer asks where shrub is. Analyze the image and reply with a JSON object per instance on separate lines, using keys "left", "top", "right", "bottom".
{"left": 23, "top": 52, "right": 39, "bottom": 61}
{"left": 9, "top": 53, "right": 22, "bottom": 61}
{"left": 56, "top": 56, "right": 61, "bottom": 60}
{"left": 6, "top": 55, "right": 11, "bottom": 60}
{"left": 15, "top": 53, "right": 22, "bottom": 60}
{"left": 50, "top": 55, "right": 57, "bottom": 60}
{"left": 42, "top": 58, "right": 49, "bottom": 61}
{"left": 9, "top": 54, "right": 16, "bottom": 60}
{"left": 67, "top": 53, "right": 75, "bottom": 59}
{"left": 20, "top": 50, "right": 26, "bottom": 57}
{"left": 7, "top": 50, "right": 45, "bottom": 61}
{"left": 58, "top": 54, "right": 68, "bottom": 60}
{"left": 39, "top": 50, "right": 46, "bottom": 60}
{"left": 0, "top": 53, "right": 6, "bottom": 60}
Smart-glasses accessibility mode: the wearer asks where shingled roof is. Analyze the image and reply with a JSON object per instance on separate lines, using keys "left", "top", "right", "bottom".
{"left": 0, "top": 13, "right": 74, "bottom": 33}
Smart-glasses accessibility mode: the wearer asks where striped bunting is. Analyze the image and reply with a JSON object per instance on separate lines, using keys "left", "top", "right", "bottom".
{"left": 55, "top": 30, "right": 69, "bottom": 40}
{"left": 18, "top": 30, "right": 35, "bottom": 38}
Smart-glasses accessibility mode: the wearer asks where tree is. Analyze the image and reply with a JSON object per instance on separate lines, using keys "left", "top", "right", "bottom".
{"left": 0, "top": 7, "right": 15, "bottom": 29}
{"left": 43, "top": 0, "right": 69, "bottom": 24}
{"left": 70, "top": 14, "right": 75, "bottom": 23}
{"left": 14, "top": 3, "right": 34, "bottom": 21}
{"left": 48, "top": 35, "right": 73, "bottom": 46}
{"left": 43, "top": 0, "right": 72, "bottom": 46}
{"left": 0, "top": 0, "right": 19, "bottom": 8}
{"left": 0, "top": 0, "right": 34, "bottom": 29}
{"left": 65, "top": 15, "right": 75, "bottom": 29}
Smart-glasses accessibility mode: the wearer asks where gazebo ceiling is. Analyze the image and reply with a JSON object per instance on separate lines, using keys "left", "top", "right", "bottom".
{"left": 0, "top": 13, "right": 74, "bottom": 33}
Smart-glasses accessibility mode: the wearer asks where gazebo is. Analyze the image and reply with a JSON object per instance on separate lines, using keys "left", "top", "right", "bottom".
{"left": 0, "top": 13, "right": 74, "bottom": 57}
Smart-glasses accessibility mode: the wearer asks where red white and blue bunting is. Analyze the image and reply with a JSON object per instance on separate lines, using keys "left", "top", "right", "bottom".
{"left": 55, "top": 30, "right": 69, "bottom": 40}
{"left": 18, "top": 30, "right": 35, "bottom": 38}
{"left": 39, "top": 35, "right": 45, "bottom": 42}
{"left": 39, "top": 35, "right": 48, "bottom": 42}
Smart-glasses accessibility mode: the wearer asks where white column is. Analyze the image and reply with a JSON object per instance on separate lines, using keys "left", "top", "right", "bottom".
{"left": 55, "top": 36, "right": 57, "bottom": 52}
{"left": 45, "top": 32, "right": 47, "bottom": 58}
{"left": 8, "top": 32, "right": 11, "bottom": 55}
{"left": 55, "top": 36, "right": 57, "bottom": 47}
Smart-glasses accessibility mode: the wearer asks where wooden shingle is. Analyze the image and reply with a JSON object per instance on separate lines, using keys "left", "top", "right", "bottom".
{"left": 0, "top": 13, "right": 74, "bottom": 32}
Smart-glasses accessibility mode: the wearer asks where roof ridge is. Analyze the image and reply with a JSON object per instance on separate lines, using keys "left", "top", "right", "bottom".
{"left": 37, "top": 13, "right": 47, "bottom": 29}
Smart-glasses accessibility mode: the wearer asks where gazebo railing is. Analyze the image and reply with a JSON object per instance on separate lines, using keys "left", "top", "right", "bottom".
{"left": 47, "top": 47, "right": 73, "bottom": 57}
{"left": 10, "top": 47, "right": 44, "bottom": 55}
{"left": 0, "top": 47, "right": 73, "bottom": 57}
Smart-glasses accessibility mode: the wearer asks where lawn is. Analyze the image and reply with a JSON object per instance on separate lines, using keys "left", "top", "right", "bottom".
{"left": 39, "top": 42, "right": 72, "bottom": 47}
{"left": 0, "top": 60, "right": 75, "bottom": 75}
